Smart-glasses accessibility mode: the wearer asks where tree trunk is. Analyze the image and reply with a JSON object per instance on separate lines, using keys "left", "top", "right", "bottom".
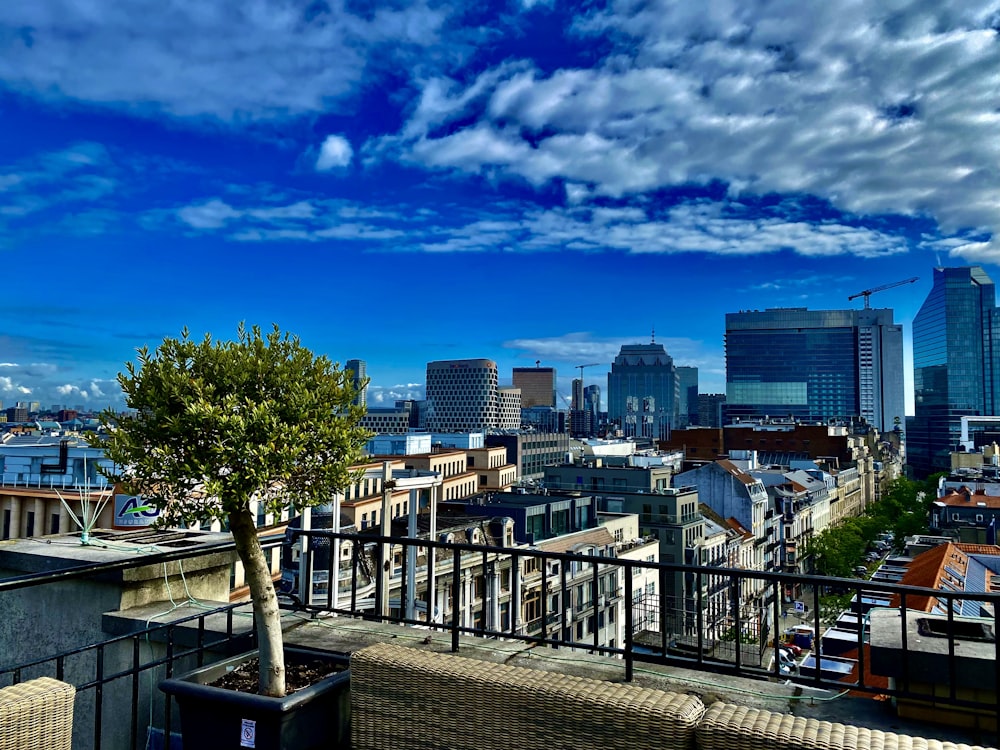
{"left": 229, "top": 507, "right": 285, "bottom": 697}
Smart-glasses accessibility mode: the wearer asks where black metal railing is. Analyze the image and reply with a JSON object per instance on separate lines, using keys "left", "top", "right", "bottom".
{"left": 290, "top": 529, "right": 1000, "bottom": 719}
{"left": 3, "top": 529, "right": 1000, "bottom": 749}
{"left": 0, "top": 536, "right": 277, "bottom": 750}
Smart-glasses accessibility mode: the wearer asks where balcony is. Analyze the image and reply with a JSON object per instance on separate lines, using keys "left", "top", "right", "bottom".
{"left": 1, "top": 529, "right": 998, "bottom": 749}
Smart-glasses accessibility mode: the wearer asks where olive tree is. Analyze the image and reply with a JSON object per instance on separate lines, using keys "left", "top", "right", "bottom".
{"left": 96, "top": 324, "right": 370, "bottom": 697}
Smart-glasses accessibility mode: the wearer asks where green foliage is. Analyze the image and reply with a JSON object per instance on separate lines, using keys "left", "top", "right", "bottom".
{"left": 95, "top": 324, "right": 372, "bottom": 526}
{"left": 869, "top": 475, "right": 935, "bottom": 547}
{"left": 807, "top": 475, "right": 936, "bottom": 577}
{"left": 718, "top": 626, "right": 757, "bottom": 644}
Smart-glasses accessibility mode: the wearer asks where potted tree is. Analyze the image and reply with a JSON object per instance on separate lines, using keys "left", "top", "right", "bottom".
{"left": 95, "top": 324, "right": 370, "bottom": 750}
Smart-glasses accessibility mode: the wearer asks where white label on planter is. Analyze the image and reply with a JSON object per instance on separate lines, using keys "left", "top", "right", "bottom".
{"left": 240, "top": 719, "right": 256, "bottom": 748}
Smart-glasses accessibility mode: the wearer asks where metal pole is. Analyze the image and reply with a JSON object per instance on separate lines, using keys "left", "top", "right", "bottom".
{"left": 379, "top": 461, "right": 392, "bottom": 620}
{"left": 405, "top": 488, "right": 418, "bottom": 621}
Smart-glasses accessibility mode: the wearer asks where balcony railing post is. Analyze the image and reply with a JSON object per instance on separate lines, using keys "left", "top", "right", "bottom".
{"left": 451, "top": 546, "right": 461, "bottom": 652}
{"left": 624, "top": 560, "right": 634, "bottom": 681}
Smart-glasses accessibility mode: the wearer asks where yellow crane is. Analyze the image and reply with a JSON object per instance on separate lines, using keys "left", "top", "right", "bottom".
{"left": 848, "top": 277, "right": 918, "bottom": 308}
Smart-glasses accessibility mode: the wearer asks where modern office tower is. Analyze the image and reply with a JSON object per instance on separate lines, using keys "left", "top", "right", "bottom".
{"left": 6, "top": 406, "right": 28, "bottom": 423}
{"left": 607, "top": 342, "right": 678, "bottom": 439}
{"left": 584, "top": 385, "right": 601, "bottom": 426}
{"left": 724, "top": 308, "right": 904, "bottom": 431}
{"left": 908, "top": 267, "right": 1000, "bottom": 477}
{"left": 346, "top": 359, "right": 367, "bottom": 407}
{"left": 676, "top": 366, "right": 699, "bottom": 428}
{"left": 426, "top": 359, "right": 513, "bottom": 432}
{"left": 496, "top": 387, "right": 523, "bottom": 430}
{"left": 697, "top": 393, "right": 726, "bottom": 428}
{"left": 512, "top": 366, "right": 556, "bottom": 408}
{"left": 571, "top": 378, "right": 584, "bottom": 410}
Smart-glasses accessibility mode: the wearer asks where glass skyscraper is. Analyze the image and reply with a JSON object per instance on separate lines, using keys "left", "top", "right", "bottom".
{"left": 908, "top": 267, "right": 1000, "bottom": 476}
{"left": 346, "top": 359, "right": 367, "bottom": 407}
{"left": 607, "top": 343, "right": 678, "bottom": 439}
{"left": 724, "top": 308, "right": 904, "bottom": 431}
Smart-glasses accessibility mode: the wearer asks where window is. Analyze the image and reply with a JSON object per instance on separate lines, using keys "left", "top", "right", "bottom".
{"left": 361, "top": 513, "right": 368, "bottom": 530}
{"left": 976, "top": 514, "right": 984, "bottom": 522}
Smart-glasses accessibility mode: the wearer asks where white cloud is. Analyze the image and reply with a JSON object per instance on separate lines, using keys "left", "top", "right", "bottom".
{"left": 169, "top": 189, "right": 906, "bottom": 259}
{"left": 379, "top": 1, "right": 1000, "bottom": 247}
{"left": 0, "top": 376, "right": 31, "bottom": 395}
{"left": 0, "top": 0, "right": 450, "bottom": 121}
{"left": 315, "top": 135, "right": 354, "bottom": 171}
{"left": 178, "top": 199, "right": 242, "bottom": 230}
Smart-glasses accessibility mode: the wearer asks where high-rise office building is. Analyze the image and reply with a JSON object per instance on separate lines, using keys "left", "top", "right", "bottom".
{"left": 697, "top": 393, "right": 726, "bottom": 428}
{"left": 425, "top": 359, "right": 520, "bottom": 431}
{"left": 584, "top": 385, "right": 601, "bottom": 426}
{"left": 607, "top": 343, "right": 678, "bottom": 439}
{"left": 676, "top": 366, "right": 699, "bottom": 428}
{"left": 908, "top": 267, "right": 1000, "bottom": 476}
{"left": 512, "top": 366, "right": 556, "bottom": 408}
{"left": 346, "top": 359, "right": 367, "bottom": 407}
{"left": 571, "top": 378, "right": 584, "bottom": 411}
{"left": 724, "top": 308, "right": 904, "bottom": 431}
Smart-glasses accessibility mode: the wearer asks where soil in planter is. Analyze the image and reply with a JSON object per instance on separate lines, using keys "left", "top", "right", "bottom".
{"left": 209, "top": 656, "right": 345, "bottom": 695}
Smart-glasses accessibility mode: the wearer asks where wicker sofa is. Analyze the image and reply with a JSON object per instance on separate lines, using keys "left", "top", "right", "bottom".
{"left": 696, "top": 702, "right": 989, "bottom": 750}
{"left": 351, "top": 642, "right": 706, "bottom": 750}
{"left": 350, "top": 643, "right": 995, "bottom": 750}
{"left": 0, "top": 676, "right": 75, "bottom": 750}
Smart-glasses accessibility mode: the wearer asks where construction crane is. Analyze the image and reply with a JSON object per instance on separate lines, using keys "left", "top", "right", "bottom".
{"left": 848, "top": 277, "right": 918, "bottom": 308}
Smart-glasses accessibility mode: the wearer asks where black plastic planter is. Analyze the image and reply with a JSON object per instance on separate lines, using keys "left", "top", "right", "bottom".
{"left": 160, "top": 647, "right": 350, "bottom": 750}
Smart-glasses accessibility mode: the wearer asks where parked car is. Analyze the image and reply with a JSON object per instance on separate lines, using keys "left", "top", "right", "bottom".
{"left": 854, "top": 565, "right": 868, "bottom": 576}
{"left": 780, "top": 642, "right": 804, "bottom": 656}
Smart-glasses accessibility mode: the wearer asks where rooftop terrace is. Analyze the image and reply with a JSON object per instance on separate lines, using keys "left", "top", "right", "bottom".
{"left": 1, "top": 528, "right": 998, "bottom": 749}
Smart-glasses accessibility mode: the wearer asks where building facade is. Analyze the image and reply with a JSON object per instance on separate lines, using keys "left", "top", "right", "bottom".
{"left": 724, "top": 308, "right": 904, "bottom": 432}
{"left": 512, "top": 366, "right": 556, "bottom": 408}
{"left": 676, "top": 367, "right": 699, "bottom": 428}
{"left": 425, "top": 359, "right": 506, "bottom": 432}
{"left": 486, "top": 432, "right": 572, "bottom": 482}
{"left": 908, "top": 267, "right": 1000, "bottom": 477}
{"left": 346, "top": 359, "right": 367, "bottom": 407}
{"left": 607, "top": 343, "right": 678, "bottom": 440}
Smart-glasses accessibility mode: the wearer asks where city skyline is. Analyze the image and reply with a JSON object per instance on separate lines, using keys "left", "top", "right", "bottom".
{"left": 3, "top": 3, "right": 1000, "bottom": 410}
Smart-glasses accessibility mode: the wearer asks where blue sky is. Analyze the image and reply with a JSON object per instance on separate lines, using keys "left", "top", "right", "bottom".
{"left": 2, "top": 1, "right": 999, "bottom": 413}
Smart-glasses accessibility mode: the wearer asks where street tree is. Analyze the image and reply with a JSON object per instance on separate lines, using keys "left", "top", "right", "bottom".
{"left": 95, "top": 324, "right": 370, "bottom": 696}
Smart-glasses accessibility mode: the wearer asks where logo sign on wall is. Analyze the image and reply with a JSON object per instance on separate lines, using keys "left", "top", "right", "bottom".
{"left": 114, "top": 495, "right": 160, "bottom": 528}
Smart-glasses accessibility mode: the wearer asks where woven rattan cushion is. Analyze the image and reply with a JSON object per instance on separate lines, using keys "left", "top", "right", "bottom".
{"left": 351, "top": 642, "right": 705, "bottom": 750}
{"left": 696, "top": 702, "right": 994, "bottom": 750}
{"left": 0, "top": 677, "right": 75, "bottom": 750}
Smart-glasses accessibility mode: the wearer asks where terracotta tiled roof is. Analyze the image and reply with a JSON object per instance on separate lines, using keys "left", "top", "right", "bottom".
{"left": 937, "top": 491, "right": 1000, "bottom": 508}
{"left": 890, "top": 544, "right": 953, "bottom": 612}
{"left": 890, "top": 543, "right": 980, "bottom": 612}
{"left": 725, "top": 517, "right": 753, "bottom": 540}
{"left": 956, "top": 543, "right": 1000, "bottom": 555}
{"left": 716, "top": 459, "right": 756, "bottom": 485}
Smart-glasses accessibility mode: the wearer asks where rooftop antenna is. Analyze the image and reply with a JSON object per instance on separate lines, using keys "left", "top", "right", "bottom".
{"left": 651, "top": 326, "right": 655, "bottom": 344}
{"left": 54, "top": 453, "right": 123, "bottom": 545}
{"left": 535, "top": 360, "right": 540, "bottom": 367}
